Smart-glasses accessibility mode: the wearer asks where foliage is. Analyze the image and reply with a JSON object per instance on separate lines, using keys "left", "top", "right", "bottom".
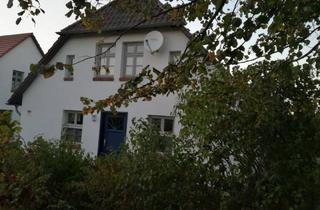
{"left": 0, "top": 113, "right": 92, "bottom": 209}
{"left": 1, "top": 67, "right": 320, "bottom": 209}
{"left": 177, "top": 61, "right": 320, "bottom": 209}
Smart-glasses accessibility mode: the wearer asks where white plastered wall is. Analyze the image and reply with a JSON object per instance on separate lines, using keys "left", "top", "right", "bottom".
{"left": 19, "top": 29, "right": 189, "bottom": 155}
{"left": 0, "top": 37, "right": 42, "bottom": 121}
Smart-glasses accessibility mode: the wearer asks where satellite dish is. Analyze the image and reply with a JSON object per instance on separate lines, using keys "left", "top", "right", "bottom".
{"left": 144, "top": 31, "right": 164, "bottom": 54}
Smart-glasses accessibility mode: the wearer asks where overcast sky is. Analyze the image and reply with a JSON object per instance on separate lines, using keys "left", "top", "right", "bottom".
{"left": 0, "top": 1, "right": 200, "bottom": 53}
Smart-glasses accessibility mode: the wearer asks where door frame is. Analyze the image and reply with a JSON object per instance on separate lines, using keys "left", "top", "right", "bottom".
{"left": 98, "top": 111, "right": 128, "bottom": 156}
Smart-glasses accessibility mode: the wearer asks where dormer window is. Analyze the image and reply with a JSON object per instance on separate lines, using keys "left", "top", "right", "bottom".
{"left": 94, "top": 44, "right": 115, "bottom": 81}
{"left": 120, "top": 42, "right": 144, "bottom": 81}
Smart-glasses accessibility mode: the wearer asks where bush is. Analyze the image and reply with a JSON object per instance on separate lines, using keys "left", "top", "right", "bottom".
{"left": 0, "top": 113, "right": 92, "bottom": 209}
{"left": 1, "top": 61, "right": 320, "bottom": 210}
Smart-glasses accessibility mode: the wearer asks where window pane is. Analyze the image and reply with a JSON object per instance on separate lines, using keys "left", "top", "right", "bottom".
{"left": 12, "top": 70, "right": 24, "bottom": 91}
{"left": 65, "top": 55, "right": 75, "bottom": 77}
{"left": 67, "top": 113, "right": 75, "bottom": 124}
{"left": 150, "top": 118, "right": 161, "bottom": 131}
{"left": 101, "top": 56, "right": 107, "bottom": 66}
{"left": 106, "top": 116, "right": 124, "bottom": 130}
{"left": 169, "top": 51, "right": 181, "bottom": 64}
{"left": 66, "top": 55, "right": 75, "bottom": 65}
{"left": 125, "top": 66, "right": 134, "bottom": 76}
{"left": 136, "top": 44, "right": 144, "bottom": 53}
{"left": 109, "top": 57, "right": 115, "bottom": 66}
{"left": 101, "top": 45, "right": 115, "bottom": 54}
{"left": 66, "top": 128, "right": 75, "bottom": 141}
{"left": 108, "top": 66, "right": 115, "bottom": 75}
{"left": 136, "top": 57, "right": 143, "bottom": 66}
{"left": 99, "top": 66, "right": 109, "bottom": 75}
{"left": 76, "top": 113, "right": 83, "bottom": 125}
{"left": 164, "top": 119, "right": 174, "bottom": 133}
{"left": 136, "top": 65, "right": 143, "bottom": 75}
{"left": 75, "top": 129, "right": 82, "bottom": 143}
{"left": 127, "top": 45, "right": 135, "bottom": 53}
{"left": 126, "top": 57, "right": 134, "bottom": 65}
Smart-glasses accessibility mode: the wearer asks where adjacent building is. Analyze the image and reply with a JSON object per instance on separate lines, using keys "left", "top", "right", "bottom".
{"left": 0, "top": 33, "right": 43, "bottom": 121}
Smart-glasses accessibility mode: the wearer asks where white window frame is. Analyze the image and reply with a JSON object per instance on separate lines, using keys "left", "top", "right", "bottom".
{"left": 148, "top": 115, "right": 175, "bottom": 133}
{"left": 62, "top": 111, "right": 83, "bottom": 144}
{"left": 65, "top": 55, "right": 75, "bottom": 78}
{"left": 95, "top": 43, "right": 116, "bottom": 76}
{"left": 122, "top": 42, "right": 144, "bottom": 77}
{"left": 11, "top": 70, "right": 24, "bottom": 91}
{"left": 169, "top": 51, "right": 181, "bottom": 64}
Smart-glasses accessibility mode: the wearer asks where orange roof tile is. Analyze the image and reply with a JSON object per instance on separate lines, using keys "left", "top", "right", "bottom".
{"left": 0, "top": 33, "right": 33, "bottom": 58}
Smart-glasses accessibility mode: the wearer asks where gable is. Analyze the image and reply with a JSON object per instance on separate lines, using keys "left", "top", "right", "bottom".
{"left": 0, "top": 33, "right": 43, "bottom": 58}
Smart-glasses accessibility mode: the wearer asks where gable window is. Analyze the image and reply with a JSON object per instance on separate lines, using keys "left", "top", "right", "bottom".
{"left": 149, "top": 115, "right": 174, "bottom": 133}
{"left": 64, "top": 55, "right": 75, "bottom": 81}
{"left": 94, "top": 44, "right": 115, "bottom": 81}
{"left": 121, "top": 42, "right": 144, "bottom": 80}
{"left": 62, "top": 111, "right": 83, "bottom": 144}
{"left": 169, "top": 51, "right": 181, "bottom": 64}
{"left": 11, "top": 70, "right": 24, "bottom": 91}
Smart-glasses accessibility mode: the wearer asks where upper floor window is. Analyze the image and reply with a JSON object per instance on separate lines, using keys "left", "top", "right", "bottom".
{"left": 64, "top": 55, "right": 75, "bottom": 80}
{"left": 11, "top": 70, "right": 24, "bottom": 91}
{"left": 169, "top": 51, "right": 181, "bottom": 64}
{"left": 122, "top": 42, "right": 144, "bottom": 78}
{"left": 149, "top": 115, "right": 174, "bottom": 133}
{"left": 95, "top": 44, "right": 116, "bottom": 77}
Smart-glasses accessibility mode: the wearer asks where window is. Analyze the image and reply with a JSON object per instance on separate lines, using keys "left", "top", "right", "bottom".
{"left": 95, "top": 44, "right": 116, "bottom": 76}
{"left": 122, "top": 42, "right": 144, "bottom": 78}
{"left": 149, "top": 115, "right": 174, "bottom": 133}
{"left": 62, "top": 111, "right": 83, "bottom": 144}
{"left": 169, "top": 51, "right": 181, "bottom": 64}
{"left": 11, "top": 70, "right": 24, "bottom": 91}
{"left": 65, "top": 55, "right": 75, "bottom": 79}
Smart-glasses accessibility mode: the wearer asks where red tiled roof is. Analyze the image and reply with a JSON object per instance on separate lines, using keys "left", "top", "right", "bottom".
{"left": 0, "top": 33, "right": 33, "bottom": 58}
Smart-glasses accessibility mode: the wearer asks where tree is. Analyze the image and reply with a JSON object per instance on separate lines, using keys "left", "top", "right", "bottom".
{"left": 7, "top": 0, "right": 320, "bottom": 112}
{"left": 176, "top": 61, "right": 320, "bottom": 209}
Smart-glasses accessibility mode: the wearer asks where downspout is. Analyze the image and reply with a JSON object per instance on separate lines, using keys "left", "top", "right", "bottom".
{"left": 14, "top": 105, "right": 21, "bottom": 116}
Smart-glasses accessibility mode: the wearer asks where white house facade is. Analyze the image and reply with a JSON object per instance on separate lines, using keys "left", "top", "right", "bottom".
{"left": 0, "top": 33, "right": 43, "bottom": 121}
{"left": 8, "top": 0, "right": 190, "bottom": 156}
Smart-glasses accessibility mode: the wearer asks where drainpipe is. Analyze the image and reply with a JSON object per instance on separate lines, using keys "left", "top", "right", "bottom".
{"left": 14, "top": 105, "right": 21, "bottom": 116}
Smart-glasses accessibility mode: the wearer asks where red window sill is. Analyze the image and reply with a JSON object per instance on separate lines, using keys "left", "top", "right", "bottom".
{"left": 119, "top": 76, "right": 134, "bottom": 81}
{"left": 64, "top": 77, "right": 73, "bottom": 81}
{"left": 93, "top": 76, "right": 114, "bottom": 81}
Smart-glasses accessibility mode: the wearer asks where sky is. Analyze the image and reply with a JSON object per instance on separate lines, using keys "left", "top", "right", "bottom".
{"left": 0, "top": 0, "right": 84, "bottom": 52}
{"left": 0, "top": 1, "right": 200, "bottom": 53}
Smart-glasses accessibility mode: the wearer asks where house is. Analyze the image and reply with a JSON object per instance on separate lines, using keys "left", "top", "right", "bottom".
{"left": 8, "top": 0, "right": 190, "bottom": 155}
{"left": 0, "top": 33, "right": 43, "bottom": 121}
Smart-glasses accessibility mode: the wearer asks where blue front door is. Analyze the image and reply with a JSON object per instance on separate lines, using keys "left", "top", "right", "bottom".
{"left": 98, "top": 112, "right": 128, "bottom": 155}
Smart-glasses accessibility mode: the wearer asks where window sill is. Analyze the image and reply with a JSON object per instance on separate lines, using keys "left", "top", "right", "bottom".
{"left": 119, "top": 76, "right": 134, "bottom": 81}
{"left": 93, "top": 76, "right": 114, "bottom": 81}
{"left": 64, "top": 77, "right": 73, "bottom": 81}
